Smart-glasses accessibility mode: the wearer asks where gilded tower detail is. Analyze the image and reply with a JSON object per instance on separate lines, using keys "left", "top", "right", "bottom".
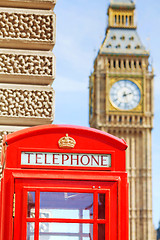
{"left": 0, "top": 0, "right": 56, "bottom": 151}
{"left": 89, "top": 0, "right": 155, "bottom": 239}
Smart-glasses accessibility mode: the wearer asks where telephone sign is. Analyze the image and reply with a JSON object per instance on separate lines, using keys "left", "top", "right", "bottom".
{"left": 21, "top": 152, "right": 112, "bottom": 168}
{"left": 0, "top": 125, "right": 129, "bottom": 240}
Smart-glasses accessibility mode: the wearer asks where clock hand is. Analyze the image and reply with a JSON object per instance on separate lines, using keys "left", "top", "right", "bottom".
{"left": 123, "top": 92, "right": 132, "bottom": 97}
{"left": 126, "top": 92, "right": 132, "bottom": 96}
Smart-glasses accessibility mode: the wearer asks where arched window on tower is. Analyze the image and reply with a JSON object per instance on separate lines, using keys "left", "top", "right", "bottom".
{"left": 108, "top": 59, "right": 111, "bottom": 68}
{"left": 115, "top": 15, "right": 117, "bottom": 25}
{"left": 113, "top": 60, "right": 116, "bottom": 68}
{"left": 135, "top": 45, "right": 140, "bottom": 49}
{"left": 129, "top": 117, "right": 132, "bottom": 123}
{"left": 122, "top": 15, "right": 124, "bottom": 24}
{"left": 111, "top": 35, "right": 116, "bottom": 40}
{"left": 126, "top": 16, "right": 128, "bottom": 26}
{"left": 119, "top": 15, "right": 121, "bottom": 24}
{"left": 121, "top": 35, "right": 125, "bottom": 40}
{"left": 126, "top": 44, "right": 131, "bottom": 49}
{"left": 129, "top": 16, "right": 132, "bottom": 26}
{"left": 116, "top": 44, "right": 120, "bottom": 48}
{"left": 107, "top": 44, "right": 112, "bottom": 48}
{"left": 139, "top": 60, "right": 142, "bottom": 68}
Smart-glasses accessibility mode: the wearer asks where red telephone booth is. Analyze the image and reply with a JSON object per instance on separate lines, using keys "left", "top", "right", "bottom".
{"left": 0, "top": 125, "right": 128, "bottom": 240}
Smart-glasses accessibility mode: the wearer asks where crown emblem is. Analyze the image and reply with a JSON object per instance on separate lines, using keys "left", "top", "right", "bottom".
{"left": 58, "top": 134, "right": 76, "bottom": 149}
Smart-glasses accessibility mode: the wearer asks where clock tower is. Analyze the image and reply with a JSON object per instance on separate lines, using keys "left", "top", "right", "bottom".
{"left": 89, "top": 0, "right": 156, "bottom": 239}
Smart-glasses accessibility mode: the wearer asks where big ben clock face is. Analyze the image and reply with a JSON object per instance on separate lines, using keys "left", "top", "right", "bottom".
{"left": 110, "top": 80, "right": 141, "bottom": 110}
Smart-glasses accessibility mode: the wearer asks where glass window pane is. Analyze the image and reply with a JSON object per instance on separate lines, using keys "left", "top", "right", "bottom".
{"left": 98, "top": 224, "right": 105, "bottom": 240}
{"left": 40, "top": 192, "right": 93, "bottom": 219}
{"left": 39, "top": 223, "right": 93, "bottom": 240}
{"left": 27, "top": 192, "right": 35, "bottom": 218}
{"left": 98, "top": 193, "right": 105, "bottom": 219}
{"left": 27, "top": 222, "right": 35, "bottom": 240}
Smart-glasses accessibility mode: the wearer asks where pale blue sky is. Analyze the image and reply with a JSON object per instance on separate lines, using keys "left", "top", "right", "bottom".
{"left": 54, "top": 0, "right": 160, "bottom": 228}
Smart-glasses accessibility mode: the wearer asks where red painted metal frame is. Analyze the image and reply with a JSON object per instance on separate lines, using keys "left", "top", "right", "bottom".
{"left": 19, "top": 184, "right": 110, "bottom": 240}
{"left": 14, "top": 175, "right": 119, "bottom": 240}
{"left": 0, "top": 125, "right": 129, "bottom": 240}
{"left": 1, "top": 169, "right": 128, "bottom": 240}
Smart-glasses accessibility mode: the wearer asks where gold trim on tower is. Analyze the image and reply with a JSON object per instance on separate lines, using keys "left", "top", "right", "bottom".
{"left": 108, "top": 78, "right": 143, "bottom": 113}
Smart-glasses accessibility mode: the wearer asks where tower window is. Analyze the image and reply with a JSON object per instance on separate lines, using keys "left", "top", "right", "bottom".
{"left": 129, "top": 117, "right": 132, "bottom": 123}
{"left": 116, "top": 44, "right": 121, "bottom": 48}
{"left": 111, "top": 35, "right": 116, "bottom": 40}
{"left": 126, "top": 44, "right": 131, "bottom": 49}
{"left": 108, "top": 59, "right": 111, "bottom": 68}
{"left": 135, "top": 45, "right": 140, "bottom": 49}
{"left": 108, "top": 116, "right": 111, "bottom": 122}
{"left": 121, "top": 35, "right": 125, "bottom": 40}
{"left": 129, "top": 16, "right": 132, "bottom": 25}
{"left": 134, "top": 60, "right": 136, "bottom": 68}
{"left": 118, "top": 60, "right": 121, "bottom": 68}
{"left": 129, "top": 36, "right": 134, "bottom": 40}
{"left": 115, "top": 15, "right": 117, "bottom": 25}
{"left": 129, "top": 60, "right": 131, "bottom": 68}
{"left": 122, "top": 15, "right": 124, "bottom": 24}
{"left": 119, "top": 15, "right": 121, "bottom": 24}
{"left": 113, "top": 60, "right": 116, "bottom": 68}
{"left": 124, "top": 60, "right": 126, "bottom": 68}
{"left": 126, "top": 16, "right": 128, "bottom": 26}
{"left": 124, "top": 116, "right": 127, "bottom": 123}
{"left": 139, "top": 60, "right": 142, "bottom": 68}
{"left": 107, "top": 44, "right": 112, "bottom": 48}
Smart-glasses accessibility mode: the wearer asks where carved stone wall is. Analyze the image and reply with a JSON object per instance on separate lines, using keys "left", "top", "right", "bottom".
{"left": 0, "top": 8, "right": 56, "bottom": 50}
{"left": 0, "top": 0, "right": 56, "bottom": 10}
{"left": 0, "top": 49, "right": 55, "bottom": 84}
{"left": 0, "top": 0, "right": 56, "bottom": 152}
{"left": 0, "top": 84, "right": 54, "bottom": 125}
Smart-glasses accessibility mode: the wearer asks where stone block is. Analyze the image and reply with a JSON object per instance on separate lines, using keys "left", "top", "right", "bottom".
{"left": 0, "top": 0, "right": 56, "bottom": 10}
{"left": 0, "top": 49, "right": 55, "bottom": 85}
{"left": 0, "top": 84, "right": 55, "bottom": 125}
{"left": 0, "top": 8, "right": 56, "bottom": 50}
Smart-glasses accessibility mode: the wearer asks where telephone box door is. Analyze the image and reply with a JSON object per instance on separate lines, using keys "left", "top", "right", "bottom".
{"left": 14, "top": 178, "right": 118, "bottom": 240}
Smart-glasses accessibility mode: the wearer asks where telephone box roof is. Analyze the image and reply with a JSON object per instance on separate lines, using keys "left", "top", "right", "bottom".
{"left": 4, "top": 124, "right": 127, "bottom": 151}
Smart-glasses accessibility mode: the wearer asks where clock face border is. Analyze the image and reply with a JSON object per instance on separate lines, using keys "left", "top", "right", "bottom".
{"left": 108, "top": 78, "right": 143, "bottom": 113}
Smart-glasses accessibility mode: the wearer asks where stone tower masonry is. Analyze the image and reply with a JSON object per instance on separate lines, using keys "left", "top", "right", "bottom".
{"left": 0, "top": 0, "right": 56, "bottom": 152}
{"left": 89, "top": 0, "right": 156, "bottom": 239}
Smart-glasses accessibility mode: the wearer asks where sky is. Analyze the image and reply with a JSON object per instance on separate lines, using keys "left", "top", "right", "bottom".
{"left": 53, "top": 0, "right": 160, "bottom": 228}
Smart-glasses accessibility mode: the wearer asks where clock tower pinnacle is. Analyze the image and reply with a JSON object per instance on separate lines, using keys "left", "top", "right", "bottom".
{"left": 89, "top": 1, "right": 156, "bottom": 239}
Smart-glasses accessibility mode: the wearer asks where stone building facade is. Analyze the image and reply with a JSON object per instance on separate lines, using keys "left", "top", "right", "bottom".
{"left": 89, "top": 0, "right": 156, "bottom": 239}
{"left": 0, "top": 0, "right": 56, "bottom": 152}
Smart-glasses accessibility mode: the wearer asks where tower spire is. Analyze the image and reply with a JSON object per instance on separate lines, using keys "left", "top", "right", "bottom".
{"left": 101, "top": 0, "right": 148, "bottom": 56}
{"left": 108, "top": 0, "right": 136, "bottom": 29}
